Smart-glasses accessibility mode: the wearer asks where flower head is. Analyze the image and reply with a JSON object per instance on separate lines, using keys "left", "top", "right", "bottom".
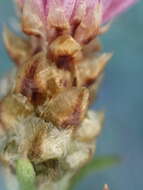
{"left": 17, "top": 0, "right": 137, "bottom": 44}
{"left": 0, "top": 1, "right": 138, "bottom": 190}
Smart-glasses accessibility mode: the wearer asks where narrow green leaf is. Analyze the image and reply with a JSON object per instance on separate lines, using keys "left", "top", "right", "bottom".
{"left": 16, "top": 158, "right": 37, "bottom": 190}
{"left": 68, "top": 155, "right": 121, "bottom": 190}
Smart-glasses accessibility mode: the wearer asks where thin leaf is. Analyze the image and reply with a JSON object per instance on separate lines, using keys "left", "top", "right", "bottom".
{"left": 16, "top": 158, "right": 37, "bottom": 190}
{"left": 68, "top": 155, "right": 121, "bottom": 190}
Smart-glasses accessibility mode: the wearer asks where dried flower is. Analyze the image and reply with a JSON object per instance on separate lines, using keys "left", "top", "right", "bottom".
{"left": 0, "top": 0, "right": 137, "bottom": 190}
{"left": 0, "top": 25, "right": 110, "bottom": 190}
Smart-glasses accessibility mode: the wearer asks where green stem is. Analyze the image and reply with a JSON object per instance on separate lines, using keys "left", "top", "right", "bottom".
{"left": 16, "top": 158, "right": 37, "bottom": 190}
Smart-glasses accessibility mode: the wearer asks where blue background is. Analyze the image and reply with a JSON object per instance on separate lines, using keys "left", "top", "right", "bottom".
{"left": 0, "top": 1, "right": 143, "bottom": 190}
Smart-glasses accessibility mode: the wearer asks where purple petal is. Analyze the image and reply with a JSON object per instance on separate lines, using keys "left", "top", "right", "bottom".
{"left": 85, "top": 0, "right": 98, "bottom": 8}
{"left": 63, "top": 0, "right": 77, "bottom": 19}
{"left": 71, "top": 0, "right": 86, "bottom": 22}
{"left": 42, "top": 0, "right": 47, "bottom": 7}
{"left": 71, "top": 0, "right": 99, "bottom": 24}
{"left": 47, "top": 0, "right": 69, "bottom": 30}
{"left": 17, "top": 0, "right": 25, "bottom": 7}
{"left": 18, "top": 0, "right": 47, "bottom": 16}
{"left": 74, "top": 0, "right": 102, "bottom": 44}
{"left": 103, "top": 0, "right": 138, "bottom": 23}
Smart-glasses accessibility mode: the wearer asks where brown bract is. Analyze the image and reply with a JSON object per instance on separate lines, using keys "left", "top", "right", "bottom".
{"left": 3, "top": 27, "right": 30, "bottom": 66}
{"left": 49, "top": 35, "right": 82, "bottom": 65}
{"left": 38, "top": 88, "right": 89, "bottom": 128}
{"left": 0, "top": 94, "right": 34, "bottom": 131}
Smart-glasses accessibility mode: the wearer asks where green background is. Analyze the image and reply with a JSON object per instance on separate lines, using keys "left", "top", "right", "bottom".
{"left": 0, "top": 1, "right": 143, "bottom": 190}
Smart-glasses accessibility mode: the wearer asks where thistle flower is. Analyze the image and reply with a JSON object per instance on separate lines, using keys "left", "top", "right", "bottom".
{"left": 0, "top": 0, "right": 137, "bottom": 190}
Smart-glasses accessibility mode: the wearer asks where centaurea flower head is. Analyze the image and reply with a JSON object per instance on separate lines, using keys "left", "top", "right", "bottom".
{"left": 0, "top": 0, "right": 137, "bottom": 190}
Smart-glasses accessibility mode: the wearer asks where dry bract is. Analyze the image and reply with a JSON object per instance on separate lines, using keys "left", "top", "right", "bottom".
{"left": 0, "top": 1, "right": 112, "bottom": 189}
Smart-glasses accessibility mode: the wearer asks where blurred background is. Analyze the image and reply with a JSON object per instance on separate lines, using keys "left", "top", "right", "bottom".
{"left": 0, "top": 1, "right": 143, "bottom": 190}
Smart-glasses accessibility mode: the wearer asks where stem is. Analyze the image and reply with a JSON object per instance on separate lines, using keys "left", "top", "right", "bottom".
{"left": 16, "top": 159, "right": 37, "bottom": 190}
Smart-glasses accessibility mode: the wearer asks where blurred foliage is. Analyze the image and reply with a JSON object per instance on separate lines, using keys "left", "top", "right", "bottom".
{"left": 68, "top": 155, "right": 121, "bottom": 190}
